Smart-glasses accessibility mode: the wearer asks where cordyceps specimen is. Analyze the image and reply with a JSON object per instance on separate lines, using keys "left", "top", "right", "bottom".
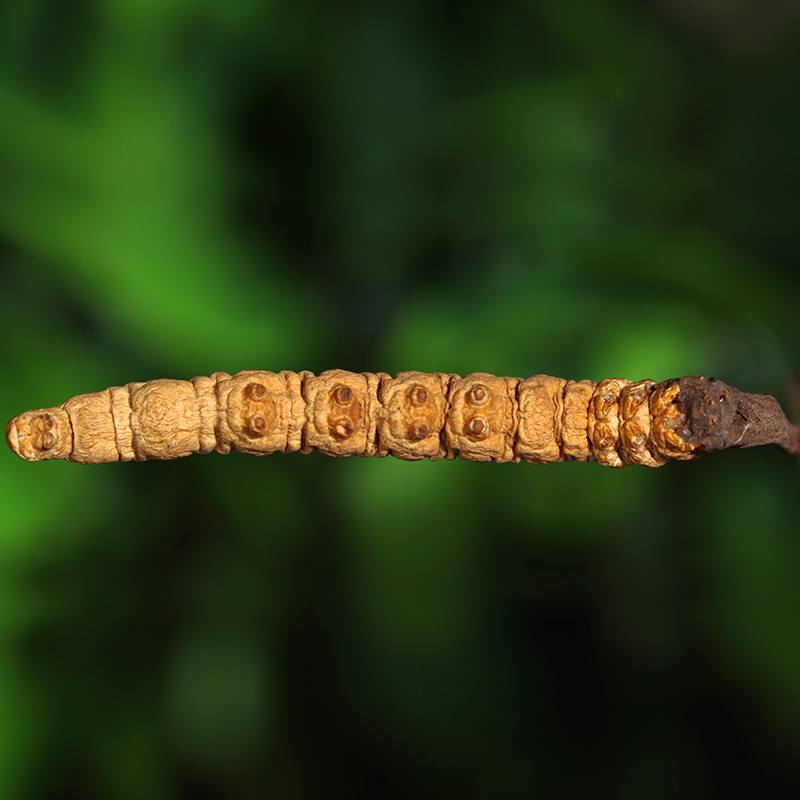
{"left": 6, "top": 370, "right": 800, "bottom": 467}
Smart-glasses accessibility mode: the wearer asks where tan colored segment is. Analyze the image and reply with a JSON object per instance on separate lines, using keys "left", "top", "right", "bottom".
{"left": 618, "top": 380, "right": 667, "bottom": 467}
{"left": 217, "top": 370, "right": 290, "bottom": 456}
{"left": 213, "top": 372, "right": 234, "bottom": 454}
{"left": 109, "top": 385, "right": 135, "bottom": 461}
{"left": 649, "top": 383, "right": 700, "bottom": 461}
{"left": 360, "top": 371, "right": 383, "bottom": 457}
{"left": 62, "top": 390, "right": 119, "bottom": 463}
{"left": 302, "top": 370, "right": 371, "bottom": 456}
{"left": 377, "top": 371, "right": 449, "bottom": 460}
{"left": 587, "top": 378, "right": 630, "bottom": 468}
{"left": 281, "top": 371, "right": 305, "bottom": 453}
{"left": 516, "top": 375, "right": 566, "bottom": 463}
{"left": 5, "top": 407, "right": 73, "bottom": 462}
{"left": 190, "top": 374, "right": 225, "bottom": 454}
{"left": 561, "top": 380, "right": 596, "bottom": 461}
{"left": 445, "top": 373, "right": 518, "bottom": 463}
{"left": 129, "top": 379, "right": 200, "bottom": 461}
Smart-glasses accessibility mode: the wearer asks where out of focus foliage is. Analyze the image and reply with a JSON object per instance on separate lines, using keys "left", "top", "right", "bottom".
{"left": 2, "top": 0, "right": 800, "bottom": 797}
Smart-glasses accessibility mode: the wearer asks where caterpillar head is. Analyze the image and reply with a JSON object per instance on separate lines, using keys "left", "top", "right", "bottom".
{"left": 6, "top": 408, "right": 73, "bottom": 461}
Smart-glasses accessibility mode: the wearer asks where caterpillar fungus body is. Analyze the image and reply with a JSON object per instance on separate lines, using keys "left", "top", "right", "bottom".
{"left": 6, "top": 370, "right": 800, "bottom": 466}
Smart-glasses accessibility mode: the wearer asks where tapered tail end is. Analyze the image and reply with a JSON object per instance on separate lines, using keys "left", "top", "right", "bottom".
{"left": 781, "top": 426, "right": 800, "bottom": 456}
{"left": 781, "top": 373, "right": 800, "bottom": 456}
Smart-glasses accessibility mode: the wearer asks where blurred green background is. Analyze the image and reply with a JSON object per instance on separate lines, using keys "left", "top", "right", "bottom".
{"left": 2, "top": 0, "right": 800, "bottom": 797}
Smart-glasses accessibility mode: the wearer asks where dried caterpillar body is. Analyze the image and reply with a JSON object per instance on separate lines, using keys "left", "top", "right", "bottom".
{"left": 6, "top": 370, "right": 705, "bottom": 467}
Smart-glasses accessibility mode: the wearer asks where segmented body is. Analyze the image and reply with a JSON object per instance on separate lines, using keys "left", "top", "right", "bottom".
{"left": 6, "top": 370, "right": 699, "bottom": 467}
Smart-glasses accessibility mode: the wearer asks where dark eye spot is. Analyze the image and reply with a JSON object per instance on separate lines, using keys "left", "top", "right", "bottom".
{"left": 333, "top": 385, "right": 352, "bottom": 404}
{"left": 468, "top": 385, "right": 488, "bottom": 405}
{"left": 248, "top": 415, "right": 267, "bottom": 437}
{"left": 247, "top": 383, "right": 267, "bottom": 400}
{"left": 41, "top": 414, "right": 54, "bottom": 430}
{"left": 410, "top": 386, "right": 428, "bottom": 405}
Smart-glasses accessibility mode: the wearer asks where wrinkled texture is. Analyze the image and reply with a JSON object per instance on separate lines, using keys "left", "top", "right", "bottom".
{"left": 6, "top": 370, "right": 706, "bottom": 468}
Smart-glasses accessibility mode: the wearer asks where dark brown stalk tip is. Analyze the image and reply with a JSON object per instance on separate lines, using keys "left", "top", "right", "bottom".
{"left": 668, "top": 376, "right": 800, "bottom": 456}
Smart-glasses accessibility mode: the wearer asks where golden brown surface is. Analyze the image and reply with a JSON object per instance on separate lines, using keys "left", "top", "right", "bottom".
{"left": 618, "top": 380, "right": 669, "bottom": 468}
{"left": 377, "top": 371, "right": 449, "bottom": 460}
{"left": 62, "top": 390, "right": 118, "bottom": 463}
{"left": 5, "top": 407, "right": 73, "bottom": 462}
{"left": 217, "top": 370, "right": 286, "bottom": 456}
{"left": 560, "top": 380, "right": 596, "bottom": 462}
{"left": 129, "top": 379, "right": 202, "bottom": 461}
{"left": 587, "top": 378, "right": 629, "bottom": 468}
{"left": 6, "top": 369, "right": 699, "bottom": 467}
{"left": 444, "top": 373, "right": 519, "bottom": 463}
{"left": 301, "top": 370, "right": 380, "bottom": 457}
{"left": 516, "top": 375, "right": 566, "bottom": 463}
{"left": 649, "top": 383, "right": 699, "bottom": 461}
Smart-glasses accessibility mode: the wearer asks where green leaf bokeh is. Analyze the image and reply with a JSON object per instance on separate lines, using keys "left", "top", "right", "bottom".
{"left": 2, "top": 0, "right": 800, "bottom": 797}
